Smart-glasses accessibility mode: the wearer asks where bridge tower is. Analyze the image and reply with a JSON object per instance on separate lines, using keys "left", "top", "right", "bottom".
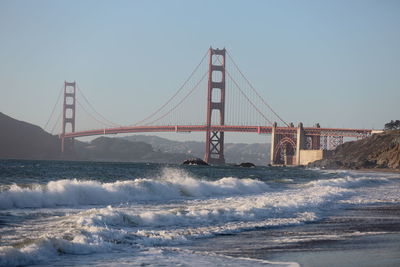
{"left": 204, "top": 48, "right": 226, "bottom": 164}
{"left": 61, "top": 81, "right": 76, "bottom": 153}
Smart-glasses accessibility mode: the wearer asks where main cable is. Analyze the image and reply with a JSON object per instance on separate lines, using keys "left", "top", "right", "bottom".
{"left": 76, "top": 84, "right": 120, "bottom": 127}
{"left": 144, "top": 71, "right": 208, "bottom": 126}
{"left": 50, "top": 110, "right": 62, "bottom": 135}
{"left": 76, "top": 99, "right": 114, "bottom": 129}
{"left": 226, "top": 51, "right": 289, "bottom": 126}
{"left": 225, "top": 70, "right": 274, "bottom": 126}
{"left": 44, "top": 86, "right": 63, "bottom": 131}
{"left": 133, "top": 49, "right": 209, "bottom": 126}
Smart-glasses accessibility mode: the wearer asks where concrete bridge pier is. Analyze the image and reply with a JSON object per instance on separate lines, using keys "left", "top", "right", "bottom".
{"left": 295, "top": 122, "right": 306, "bottom": 165}
{"left": 270, "top": 122, "right": 299, "bottom": 165}
{"left": 270, "top": 122, "right": 324, "bottom": 166}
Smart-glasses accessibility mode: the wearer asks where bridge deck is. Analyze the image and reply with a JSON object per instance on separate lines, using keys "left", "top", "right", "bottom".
{"left": 62, "top": 125, "right": 372, "bottom": 139}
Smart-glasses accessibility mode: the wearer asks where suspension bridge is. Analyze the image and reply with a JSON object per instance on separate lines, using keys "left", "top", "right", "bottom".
{"left": 45, "top": 47, "right": 373, "bottom": 165}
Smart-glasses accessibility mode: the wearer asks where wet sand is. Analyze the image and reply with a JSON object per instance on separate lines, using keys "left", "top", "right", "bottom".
{"left": 185, "top": 204, "right": 400, "bottom": 266}
{"left": 266, "top": 205, "right": 400, "bottom": 267}
{"left": 355, "top": 168, "right": 400, "bottom": 174}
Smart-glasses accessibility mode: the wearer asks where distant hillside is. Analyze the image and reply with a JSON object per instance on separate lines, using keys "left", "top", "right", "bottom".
{"left": 123, "top": 135, "right": 270, "bottom": 165}
{"left": 309, "top": 130, "right": 400, "bottom": 169}
{"left": 0, "top": 112, "right": 270, "bottom": 164}
{"left": 0, "top": 112, "right": 64, "bottom": 160}
{"left": 225, "top": 142, "right": 270, "bottom": 165}
{"left": 75, "top": 136, "right": 191, "bottom": 163}
{"left": 123, "top": 135, "right": 203, "bottom": 155}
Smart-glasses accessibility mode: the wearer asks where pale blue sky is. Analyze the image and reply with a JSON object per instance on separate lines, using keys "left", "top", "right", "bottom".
{"left": 0, "top": 0, "right": 399, "bottom": 143}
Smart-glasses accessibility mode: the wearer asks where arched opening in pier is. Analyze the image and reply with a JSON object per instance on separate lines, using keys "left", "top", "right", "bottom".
{"left": 274, "top": 137, "right": 296, "bottom": 165}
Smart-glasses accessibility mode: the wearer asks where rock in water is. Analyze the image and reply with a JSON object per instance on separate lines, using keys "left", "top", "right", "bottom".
{"left": 236, "top": 162, "right": 256, "bottom": 167}
{"left": 182, "top": 158, "right": 209, "bottom": 166}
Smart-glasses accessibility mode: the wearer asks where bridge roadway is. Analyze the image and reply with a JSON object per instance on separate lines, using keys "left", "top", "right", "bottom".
{"left": 61, "top": 125, "right": 372, "bottom": 139}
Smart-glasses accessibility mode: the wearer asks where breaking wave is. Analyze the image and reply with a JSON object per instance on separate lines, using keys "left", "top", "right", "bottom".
{"left": 1, "top": 168, "right": 398, "bottom": 267}
{"left": 0, "top": 174, "right": 353, "bottom": 267}
{"left": 0, "top": 168, "right": 269, "bottom": 209}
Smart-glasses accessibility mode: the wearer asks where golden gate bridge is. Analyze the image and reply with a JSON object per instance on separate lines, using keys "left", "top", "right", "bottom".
{"left": 44, "top": 48, "right": 372, "bottom": 165}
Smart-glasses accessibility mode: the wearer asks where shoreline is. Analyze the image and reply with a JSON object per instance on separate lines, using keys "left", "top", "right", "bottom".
{"left": 353, "top": 168, "right": 400, "bottom": 174}
{"left": 269, "top": 232, "right": 400, "bottom": 267}
{"left": 309, "top": 166, "right": 400, "bottom": 174}
{"left": 184, "top": 203, "right": 400, "bottom": 267}
{"left": 267, "top": 204, "right": 400, "bottom": 267}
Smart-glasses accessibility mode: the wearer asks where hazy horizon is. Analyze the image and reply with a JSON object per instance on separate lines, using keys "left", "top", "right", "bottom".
{"left": 1, "top": 0, "right": 399, "bottom": 144}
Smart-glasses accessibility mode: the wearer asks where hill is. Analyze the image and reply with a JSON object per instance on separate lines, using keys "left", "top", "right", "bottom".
{"left": 0, "top": 112, "right": 190, "bottom": 163}
{"left": 75, "top": 136, "right": 190, "bottom": 163}
{"left": 123, "top": 135, "right": 270, "bottom": 165}
{"left": 0, "top": 112, "right": 271, "bottom": 164}
{"left": 0, "top": 112, "right": 64, "bottom": 160}
{"left": 309, "top": 130, "right": 400, "bottom": 170}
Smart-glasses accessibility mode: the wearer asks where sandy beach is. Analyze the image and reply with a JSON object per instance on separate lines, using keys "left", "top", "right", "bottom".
{"left": 184, "top": 203, "right": 400, "bottom": 266}
{"left": 267, "top": 204, "right": 400, "bottom": 267}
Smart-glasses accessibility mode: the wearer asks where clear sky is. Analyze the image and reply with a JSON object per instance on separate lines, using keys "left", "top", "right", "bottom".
{"left": 0, "top": 0, "right": 399, "bottom": 143}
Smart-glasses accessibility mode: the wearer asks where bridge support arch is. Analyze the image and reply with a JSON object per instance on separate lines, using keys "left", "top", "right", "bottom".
{"left": 270, "top": 122, "right": 297, "bottom": 165}
{"left": 270, "top": 122, "right": 308, "bottom": 165}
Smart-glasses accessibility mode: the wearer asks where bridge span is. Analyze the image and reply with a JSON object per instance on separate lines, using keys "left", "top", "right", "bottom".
{"left": 61, "top": 123, "right": 372, "bottom": 166}
{"left": 57, "top": 47, "right": 374, "bottom": 165}
{"left": 63, "top": 125, "right": 371, "bottom": 139}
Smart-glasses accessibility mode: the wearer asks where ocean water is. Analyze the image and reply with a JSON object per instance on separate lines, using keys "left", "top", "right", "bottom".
{"left": 0, "top": 159, "right": 399, "bottom": 266}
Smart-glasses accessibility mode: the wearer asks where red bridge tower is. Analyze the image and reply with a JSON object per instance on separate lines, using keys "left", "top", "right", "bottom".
{"left": 61, "top": 81, "right": 76, "bottom": 152}
{"left": 204, "top": 48, "right": 226, "bottom": 164}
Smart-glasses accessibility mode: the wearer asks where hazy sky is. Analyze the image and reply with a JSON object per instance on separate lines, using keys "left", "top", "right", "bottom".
{"left": 0, "top": 0, "right": 399, "bottom": 143}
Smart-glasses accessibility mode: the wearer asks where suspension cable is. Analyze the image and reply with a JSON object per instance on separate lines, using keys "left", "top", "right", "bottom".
{"left": 226, "top": 51, "right": 289, "bottom": 126}
{"left": 76, "top": 84, "right": 120, "bottom": 127}
{"left": 50, "top": 110, "right": 62, "bottom": 135}
{"left": 144, "top": 71, "right": 208, "bottom": 126}
{"left": 134, "top": 49, "right": 209, "bottom": 126}
{"left": 225, "top": 70, "right": 274, "bottom": 126}
{"left": 44, "top": 86, "right": 63, "bottom": 131}
{"left": 144, "top": 53, "right": 223, "bottom": 126}
{"left": 76, "top": 99, "right": 114, "bottom": 128}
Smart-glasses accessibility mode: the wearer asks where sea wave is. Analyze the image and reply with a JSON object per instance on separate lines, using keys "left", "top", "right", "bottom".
{"left": 0, "top": 240, "right": 299, "bottom": 267}
{"left": 2, "top": 169, "right": 397, "bottom": 267}
{"left": 0, "top": 168, "right": 269, "bottom": 209}
{"left": 76, "top": 182, "right": 348, "bottom": 234}
{"left": 0, "top": 175, "right": 348, "bottom": 266}
{"left": 0, "top": 235, "right": 111, "bottom": 267}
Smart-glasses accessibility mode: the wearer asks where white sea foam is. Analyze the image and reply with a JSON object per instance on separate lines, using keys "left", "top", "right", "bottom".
{"left": 77, "top": 183, "right": 346, "bottom": 230}
{"left": 303, "top": 175, "right": 388, "bottom": 188}
{"left": 310, "top": 171, "right": 400, "bottom": 204}
{"left": 0, "top": 172, "right": 351, "bottom": 266}
{"left": 340, "top": 182, "right": 400, "bottom": 204}
{"left": 128, "top": 247, "right": 300, "bottom": 267}
{"left": 69, "top": 177, "right": 350, "bottom": 248}
{"left": 2, "top": 169, "right": 399, "bottom": 267}
{"left": 0, "top": 235, "right": 110, "bottom": 267}
{"left": 0, "top": 245, "right": 299, "bottom": 267}
{"left": 0, "top": 168, "right": 269, "bottom": 209}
